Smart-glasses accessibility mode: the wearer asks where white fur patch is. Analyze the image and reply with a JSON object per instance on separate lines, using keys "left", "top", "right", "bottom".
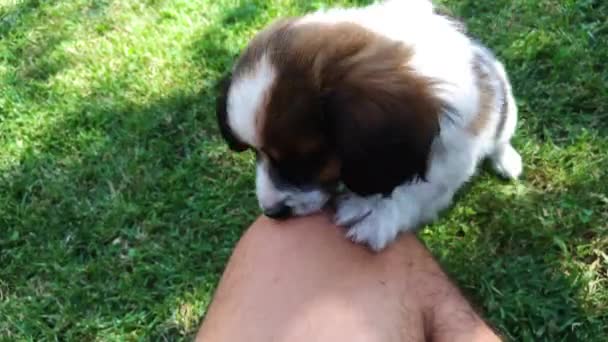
{"left": 227, "top": 54, "right": 276, "bottom": 147}
{"left": 255, "top": 160, "right": 284, "bottom": 210}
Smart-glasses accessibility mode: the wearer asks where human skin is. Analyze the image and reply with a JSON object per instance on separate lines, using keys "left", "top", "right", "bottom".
{"left": 197, "top": 213, "right": 501, "bottom": 342}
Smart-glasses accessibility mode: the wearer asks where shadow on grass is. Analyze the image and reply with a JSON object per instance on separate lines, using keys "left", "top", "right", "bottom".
{"left": 1, "top": 0, "right": 262, "bottom": 339}
{"left": 0, "top": 85, "right": 258, "bottom": 338}
{"left": 1, "top": 0, "right": 114, "bottom": 82}
{"left": 0, "top": 0, "right": 45, "bottom": 37}
{"left": 220, "top": 0, "right": 269, "bottom": 26}
{"left": 1, "top": 16, "right": 258, "bottom": 338}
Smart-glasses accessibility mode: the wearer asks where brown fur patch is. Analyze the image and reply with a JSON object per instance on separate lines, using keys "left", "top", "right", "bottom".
{"left": 318, "top": 157, "right": 341, "bottom": 184}
{"left": 233, "top": 19, "right": 294, "bottom": 78}
{"left": 468, "top": 54, "right": 495, "bottom": 136}
{"left": 300, "top": 23, "right": 441, "bottom": 195}
{"left": 231, "top": 19, "right": 443, "bottom": 193}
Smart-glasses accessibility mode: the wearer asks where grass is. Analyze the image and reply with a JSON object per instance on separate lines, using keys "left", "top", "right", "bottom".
{"left": 0, "top": 0, "right": 606, "bottom": 340}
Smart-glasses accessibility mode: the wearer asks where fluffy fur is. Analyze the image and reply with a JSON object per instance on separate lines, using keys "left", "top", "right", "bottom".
{"left": 216, "top": 0, "right": 522, "bottom": 251}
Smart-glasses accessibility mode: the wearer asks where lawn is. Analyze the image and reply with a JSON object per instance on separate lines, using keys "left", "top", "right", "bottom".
{"left": 0, "top": 0, "right": 606, "bottom": 340}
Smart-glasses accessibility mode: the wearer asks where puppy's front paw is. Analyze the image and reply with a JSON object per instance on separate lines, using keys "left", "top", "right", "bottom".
{"left": 492, "top": 144, "right": 523, "bottom": 180}
{"left": 345, "top": 210, "right": 400, "bottom": 251}
{"left": 334, "top": 193, "right": 375, "bottom": 227}
{"left": 334, "top": 194, "right": 399, "bottom": 251}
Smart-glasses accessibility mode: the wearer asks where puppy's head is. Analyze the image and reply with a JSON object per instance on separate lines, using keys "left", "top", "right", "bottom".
{"left": 216, "top": 19, "right": 442, "bottom": 219}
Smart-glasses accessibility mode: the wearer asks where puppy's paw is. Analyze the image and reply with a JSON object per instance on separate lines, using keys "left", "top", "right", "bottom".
{"left": 346, "top": 211, "right": 400, "bottom": 251}
{"left": 334, "top": 194, "right": 399, "bottom": 251}
{"left": 333, "top": 193, "right": 376, "bottom": 227}
{"left": 491, "top": 144, "right": 523, "bottom": 180}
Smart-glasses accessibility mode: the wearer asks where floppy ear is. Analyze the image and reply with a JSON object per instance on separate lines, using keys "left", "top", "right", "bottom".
{"left": 216, "top": 73, "right": 248, "bottom": 152}
{"left": 324, "top": 73, "right": 442, "bottom": 196}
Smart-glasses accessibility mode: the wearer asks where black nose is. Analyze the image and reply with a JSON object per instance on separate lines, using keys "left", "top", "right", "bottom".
{"left": 264, "top": 204, "right": 292, "bottom": 220}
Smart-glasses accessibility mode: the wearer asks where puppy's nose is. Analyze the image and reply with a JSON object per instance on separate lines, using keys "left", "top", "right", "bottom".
{"left": 264, "top": 204, "right": 292, "bottom": 220}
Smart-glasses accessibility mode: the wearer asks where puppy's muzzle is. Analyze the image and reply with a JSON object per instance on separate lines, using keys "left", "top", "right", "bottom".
{"left": 263, "top": 203, "right": 293, "bottom": 220}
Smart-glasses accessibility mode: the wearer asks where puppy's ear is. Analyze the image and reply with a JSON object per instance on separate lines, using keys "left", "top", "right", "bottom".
{"left": 324, "top": 72, "right": 441, "bottom": 196}
{"left": 216, "top": 73, "right": 248, "bottom": 152}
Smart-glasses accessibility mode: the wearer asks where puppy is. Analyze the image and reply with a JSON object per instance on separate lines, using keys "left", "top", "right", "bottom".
{"left": 216, "top": 0, "right": 523, "bottom": 251}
